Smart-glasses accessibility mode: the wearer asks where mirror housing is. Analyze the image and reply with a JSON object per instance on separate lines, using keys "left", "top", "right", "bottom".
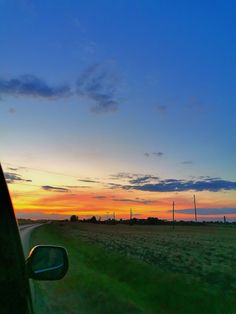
{"left": 26, "top": 245, "right": 68, "bottom": 281}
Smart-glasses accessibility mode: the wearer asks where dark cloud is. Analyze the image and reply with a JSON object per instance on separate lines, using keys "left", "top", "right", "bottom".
{"left": 63, "top": 185, "right": 92, "bottom": 189}
{"left": 109, "top": 172, "right": 137, "bottom": 181}
{"left": 144, "top": 152, "right": 164, "bottom": 158}
{"left": 4, "top": 172, "right": 32, "bottom": 184}
{"left": 169, "top": 208, "right": 236, "bottom": 215}
{"left": 108, "top": 172, "right": 236, "bottom": 193}
{"left": 107, "top": 173, "right": 160, "bottom": 190}
{"left": 78, "top": 179, "right": 100, "bottom": 183}
{"left": 93, "top": 195, "right": 107, "bottom": 199}
{"left": 108, "top": 183, "right": 124, "bottom": 189}
{"left": 64, "top": 185, "right": 86, "bottom": 188}
{"left": 8, "top": 167, "right": 19, "bottom": 171}
{"left": 108, "top": 173, "right": 160, "bottom": 189}
{"left": 1, "top": 66, "right": 121, "bottom": 114}
{"left": 74, "top": 185, "right": 92, "bottom": 189}
{"left": 76, "top": 63, "right": 120, "bottom": 113}
{"left": 181, "top": 161, "right": 193, "bottom": 165}
{"left": 0, "top": 75, "right": 71, "bottom": 99}
{"left": 41, "top": 185, "right": 69, "bottom": 192}
{"left": 129, "top": 175, "right": 160, "bottom": 185}
{"left": 152, "top": 152, "right": 164, "bottom": 157}
{"left": 112, "top": 197, "right": 155, "bottom": 205}
{"left": 123, "top": 178, "right": 236, "bottom": 192}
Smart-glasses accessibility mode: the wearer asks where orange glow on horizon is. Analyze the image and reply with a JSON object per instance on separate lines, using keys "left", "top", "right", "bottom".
{"left": 4, "top": 164, "right": 235, "bottom": 221}
{"left": 8, "top": 184, "right": 236, "bottom": 220}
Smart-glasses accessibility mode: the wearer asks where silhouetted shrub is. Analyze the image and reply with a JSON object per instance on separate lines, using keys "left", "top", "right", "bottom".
{"left": 70, "top": 215, "right": 79, "bottom": 222}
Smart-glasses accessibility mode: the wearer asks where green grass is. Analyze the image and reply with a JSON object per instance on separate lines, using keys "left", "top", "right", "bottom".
{"left": 30, "top": 222, "right": 236, "bottom": 314}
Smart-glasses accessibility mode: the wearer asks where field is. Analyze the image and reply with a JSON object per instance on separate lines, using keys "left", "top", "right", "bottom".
{"left": 76, "top": 223, "right": 236, "bottom": 290}
{"left": 30, "top": 222, "right": 236, "bottom": 313}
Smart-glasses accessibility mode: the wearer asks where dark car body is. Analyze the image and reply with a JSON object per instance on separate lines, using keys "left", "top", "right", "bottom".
{"left": 0, "top": 164, "right": 68, "bottom": 314}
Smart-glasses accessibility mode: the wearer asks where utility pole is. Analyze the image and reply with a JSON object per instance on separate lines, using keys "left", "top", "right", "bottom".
{"left": 193, "top": 195, "right": 197, "bottom": 222}
{"left": 172, "top": 201, "right": 175, "bottom": 229}
{"left": 130, "top": 208, "right": 133, "bottom": 225}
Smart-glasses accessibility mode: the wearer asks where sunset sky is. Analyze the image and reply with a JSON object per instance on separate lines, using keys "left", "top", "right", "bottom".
{"left": 1, "top": 1, "right": 236, "bottom": 220}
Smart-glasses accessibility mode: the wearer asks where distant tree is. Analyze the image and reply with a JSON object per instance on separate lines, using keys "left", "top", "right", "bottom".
{"left": 147, "top": 217, "right": 160, "bottom": 225}
{"left": 70, "top": 215, "right": 78, "bottom": 222}
{"left": 90, "top": 216, "right": 97, "bottom": 223}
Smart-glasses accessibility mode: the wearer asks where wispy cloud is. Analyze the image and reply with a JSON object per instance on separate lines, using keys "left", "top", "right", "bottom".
{"left": 0, "top": 75, "right": 71, "bottom": 99}
{"left": 41, "top": 185, "right": 69, "bottom": 192}
{"left": 153, "top": 152, "right": 164, "bottom": 157}
{"left": 144, "top": 152, "right": 164, "bottom": 158}
{"left": 76, "top": 63, "right": 120, "bottom": 113}
{"left": 93, "top": 195, "right": 107, "bottom": 199}
{"left": 4, "top": 171, "right": 32, "bottom": 184}
{"left": 78, "top": 178, "right": 100, "bottom": 183}
{"left": 181, "top": 161, "right": 193, "bottom": 165}
{"left": 129, "top": 175, "right": 160, "bottom": 185}
{"left": 109, "top": 172, "right": 138, "bottom": 181}
{"left": 8, "top": 167, "right": 19, "bottom": 171}
{"left": 112, "top": 197, "right": 155, "bottom": 205}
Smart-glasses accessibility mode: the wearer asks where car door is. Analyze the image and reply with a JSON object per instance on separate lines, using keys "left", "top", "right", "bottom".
{"left": 0, "top": 164, "right": 33, "bottom": 313}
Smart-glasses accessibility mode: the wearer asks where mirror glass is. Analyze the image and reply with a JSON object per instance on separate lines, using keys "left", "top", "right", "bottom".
{"left": 27, "top": 245, "right": 68, "bottom": 280}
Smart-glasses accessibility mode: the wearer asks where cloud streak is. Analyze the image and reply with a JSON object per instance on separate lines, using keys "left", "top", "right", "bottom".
{"left": 144, "top": 152, "right": 164, "bottom": 158}
{"left": 0, "top": 75, "right": 71, "bottom": 99}
{"left": 41, "top": 185, "right": 69, "bottom": 192}
{"left": 78, "top": 178, "right": 100, "bottom": 183}
{"left": 4, "top": 172, "right": 32, "bottom": 184}
{"left": 93, "top": 195, "right": 107, "bottom": 199}
{"left": 112, "top": 197, "right": 155, "bottom": 205}
{"left": 77, "top": 63, "right": 120, "bottom": 113}
{"left": 181, "top": 161, "right": 193, "bottom": 165}
{"left": 129, "top": 175, "right": 160, "bottom": 185}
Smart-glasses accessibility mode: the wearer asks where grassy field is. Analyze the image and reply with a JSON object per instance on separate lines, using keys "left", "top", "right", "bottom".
{"left": 30, "top": 222, "right": 236, "bottom": 314}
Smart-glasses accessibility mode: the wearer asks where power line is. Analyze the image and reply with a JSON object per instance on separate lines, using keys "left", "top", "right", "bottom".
{"left": 1, "top": 162, "right": 85, "bottom": 191}
{"left": 2, "top": 161, "right": 81, "bottom": 179}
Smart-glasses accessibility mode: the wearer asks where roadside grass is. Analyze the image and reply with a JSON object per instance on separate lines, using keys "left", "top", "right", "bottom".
{"left": 30, "top": 223, "right": 236, "bottom": 314}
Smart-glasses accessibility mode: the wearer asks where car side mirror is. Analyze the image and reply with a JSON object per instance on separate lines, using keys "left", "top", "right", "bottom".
{"left": 26, "top": 245, "right": 68, "bottom": 281}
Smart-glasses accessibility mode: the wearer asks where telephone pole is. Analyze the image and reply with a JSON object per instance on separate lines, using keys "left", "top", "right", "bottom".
{"left": 130, "top": 208, "right": 133, "bottom": 225}
{"left": 193, "top": 195, "right": 197, "bottom": 222}
{"left": 172, "top": 201, "right": 175, "bottom": 229}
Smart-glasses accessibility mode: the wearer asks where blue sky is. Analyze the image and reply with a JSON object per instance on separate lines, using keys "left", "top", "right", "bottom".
{"left": 0, "top": 0, "right": 235, "bottom": 219}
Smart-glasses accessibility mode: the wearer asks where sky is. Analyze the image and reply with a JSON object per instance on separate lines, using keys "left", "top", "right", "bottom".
{"left": 0, "top": 0, "right": 236, "bottom": 221}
